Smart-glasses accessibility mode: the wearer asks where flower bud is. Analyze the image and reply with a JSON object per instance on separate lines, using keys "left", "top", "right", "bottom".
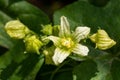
{"left": 41, "top": 24, "right": 53, "bottom": 35}
{"left": 5, "top": 20, "right": 30, "bottom": 39}
{"left": 24, "top": 35, "right": 43, "bottom": 54}
{"left": 90, "top": 29, "right": 116, "bottom": 50}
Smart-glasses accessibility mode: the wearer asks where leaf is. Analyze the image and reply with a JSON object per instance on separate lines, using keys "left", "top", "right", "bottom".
{"left": 0, "top": 11, "right": 12, "bottom": 23}
{"left": 54, "top": 71, "right": 73, "bottom": 80}
{"left": 0, "top": 0, "right": 23, "bottom": 9}
{"left": 0, "top": 18, "right": 13, "bottom": 49}
{"left": 10, "top": 54, "right": 44, "bottom": 80}
{"left": 90, "top": 59, "right": 112, "bottom": 80}
{"left": 0, "top": 11, "right": 13, "bottom": 48}
{"left": 0, "top": 41, "right": 25, "bottom": 79}
{"left": 8, "top": 1, "right": 50, "bottom": 33}
{"left": 111, "top": 60, "right": 120, "bottom": 80}
{"left": 0, "top": 0, "right": 9, "bottom": 8}
{"left": 73, "top": 60, "right": 97, "bottom": 80}
{"left": 0, "top": 41, "right": 44, "bottom": 80}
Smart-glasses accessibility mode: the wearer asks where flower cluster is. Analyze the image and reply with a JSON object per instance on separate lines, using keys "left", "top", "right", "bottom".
{"left": 5, "top": 20, "right": 43, "bottom": 54}
{"left": 47, "top": 16, "right": 90, "bottom": 65}
{"left": 5, "top": 16, "right": 116, "bottom": 65}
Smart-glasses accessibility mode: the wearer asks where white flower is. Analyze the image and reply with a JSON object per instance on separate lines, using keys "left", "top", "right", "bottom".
{"left": 48, "top": 16, "right": 90, "bottom": 65}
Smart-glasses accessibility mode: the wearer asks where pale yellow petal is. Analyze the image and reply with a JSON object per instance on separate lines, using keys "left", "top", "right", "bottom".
{"left": 59, "top": 16, "right": 71, "bottom": 37}
{"left": 73, "top": 27, "right": 90, "bottom": 42}
{"left": 72, "top": 44, "right": 89, "bottom": 56}
{"left": 52, "top": 48, "right": 70, "bottom": 65}
{"left": 47, "top": 36, "right": 61, "bottom": 47}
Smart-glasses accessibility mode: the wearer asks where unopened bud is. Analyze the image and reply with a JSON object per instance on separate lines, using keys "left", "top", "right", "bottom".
{"left": 41, "top": 24, "right": 53, "bottom": 35}
{"left": 5, "top": 20, "right": 30, "bottom": 39}
{"left": 24, "top": 35, "right": 43, "bottom": 54}
{"left": 90, "top": 29, "right": 116, "bottom": 50}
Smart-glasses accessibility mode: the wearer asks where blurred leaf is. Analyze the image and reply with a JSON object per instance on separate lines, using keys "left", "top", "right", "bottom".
{"left": 111, "top": 60, "right": 120, "bottom": 80}
{"left": 0, "top": 0, "right": 24, "bottom": 9}
{"left": 0, "top": 41, "right": 44, "bottom": 80}
{"left": 0, "top": 0, "right": 9, "bottom": 8}
{"left": 8, "top": 1, "right": 50, "bottom": 33}
{"left": 90, "top": 59, "right": 112, "bottom": 80}
{"left": 0, "top": 10, "right": 13, "bottom": 49}
{"left": 73, "top": 60, "right": 97, "bottom": 80}
{"left": 0, "top": 19, "right": 13, "bottom": 49}
{"left": 54, "top": 71, "right": 73, "bottom": 80}
{"left": 36, "top": 65, "right": 56, "bottom": 80}
{"left": 0, "top": 41, "right": 25, "bottom": 79}
{"left": 0, "top": 11, "right": 12, "bottom": 23}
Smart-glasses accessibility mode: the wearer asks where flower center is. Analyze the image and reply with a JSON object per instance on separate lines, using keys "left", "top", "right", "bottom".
{"left": 61, "top": 38, "right": 74, "bottom": 49}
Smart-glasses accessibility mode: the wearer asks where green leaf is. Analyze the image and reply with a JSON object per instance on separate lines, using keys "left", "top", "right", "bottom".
{"left": 0, "top": 11, "right": 12, "bottom": 23}
{"left": 73, "top": 60, "right": 97, "bottom": 80}
{"left": 0, "top": 11, "right": 14, "bottom": 49}
{"left": 54, "top": 71, "right": 73, "bottom": 80}
{"left": 111, "top": 60, "right": 120, "bottom": 80}
{"left": 0, "top": 41, "right": 44, "bottom": 80}
{"left": 0, "top": 0, "right": 9, "bottom": 8}
{"left": 0, "top": 0, "right": 23, "bottom": 9}
{"left": 8, "top": 1, "right": 50, "bottom": 33}
{"left": 90, "top": 60, "right": 112, "bottom": 80}
{"left": 0, "top": 20, "right": 13, "bottom": 49}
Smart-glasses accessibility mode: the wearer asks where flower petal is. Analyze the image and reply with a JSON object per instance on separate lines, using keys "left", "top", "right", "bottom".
{"left": 59, "top": 16, "right": 71, "bottom": 37}
{"left": 52, "top": 48, "right": 70, "bottom": 65}
{"left": 47, "top": 36, "right": 61, "bottom": 47}
{"left": 72, "top": 44, "right": 89, "bottom": 56}
{"left": 72, "top": 27, "right": 90, "bottom": 42}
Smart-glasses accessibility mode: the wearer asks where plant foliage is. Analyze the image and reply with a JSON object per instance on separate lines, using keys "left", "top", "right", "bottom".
{"left": 0, "top": 0, "right": 120, "bottom": 80}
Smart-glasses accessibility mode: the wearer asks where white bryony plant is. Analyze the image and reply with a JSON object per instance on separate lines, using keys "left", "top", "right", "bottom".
{"left": 48, "top": 16, "right": 90, "bottom": 65}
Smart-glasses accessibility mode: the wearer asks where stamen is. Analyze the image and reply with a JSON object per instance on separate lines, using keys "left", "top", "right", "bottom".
{"left": 61, "top": 38, "right": 74, "bottom": 48}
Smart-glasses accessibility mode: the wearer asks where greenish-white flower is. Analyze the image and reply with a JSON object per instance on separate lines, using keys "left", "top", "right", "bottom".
{"left": 48, "top": 16, "right": 90, "bottom": 65}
